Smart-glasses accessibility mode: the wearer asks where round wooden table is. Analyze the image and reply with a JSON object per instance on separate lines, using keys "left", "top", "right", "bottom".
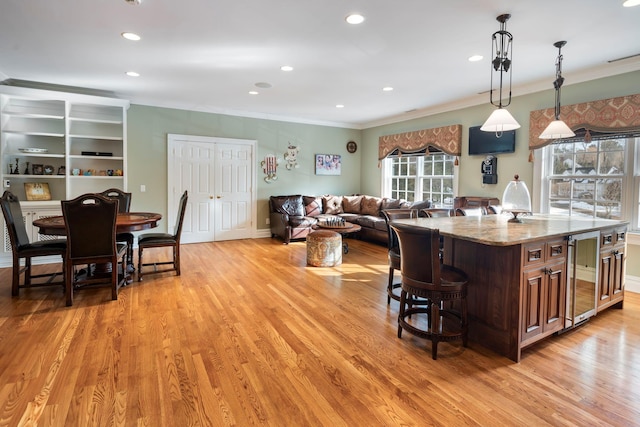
{"left": 33, "top": 212, "right": 162, "bottom": 236}
{"left": 33, "top": 212, "right": 162, "bottom": 283}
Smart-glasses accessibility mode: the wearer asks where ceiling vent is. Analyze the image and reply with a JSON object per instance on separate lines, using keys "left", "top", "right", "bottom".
{"left": 125, "top": 0, "right": 142, "bottom": 5}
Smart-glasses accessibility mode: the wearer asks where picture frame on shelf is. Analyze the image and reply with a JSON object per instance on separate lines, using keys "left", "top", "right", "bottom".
{"left": 57, "top": 166, "right": 66, "bottom": 175}
{"left": 32, "top": 164, "right": 44, "bottom": 175}
{"left": 24, "top": 182, "right": 52, "bottom": 201}
{"left": 315, "top": 154, "right": 341, "bottom": 176}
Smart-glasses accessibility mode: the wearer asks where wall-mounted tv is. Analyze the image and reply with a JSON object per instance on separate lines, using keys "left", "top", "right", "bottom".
{"left": 468, "top": 125, "right": 516, "bottom": 155}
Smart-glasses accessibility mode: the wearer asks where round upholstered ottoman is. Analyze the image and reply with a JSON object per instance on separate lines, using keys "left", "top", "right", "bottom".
{"left": 306, "top": 230, "right": 342, "bottom": 267}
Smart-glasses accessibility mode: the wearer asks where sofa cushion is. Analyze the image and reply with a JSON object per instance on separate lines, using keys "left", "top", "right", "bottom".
{"left": 357, "top": 215, "right": 385, "bottom": 230}
{"left": 381, "top": 197, "right": 403, "bottom": 210}
{"left": 323, "top": 195, "right": 344, "bottom": 214}
{"left": 361, "top": 196, "right": 382, "bottom": 216}
{"left": 303, "top": 196, "right": 323, "bottom": 217}
{"left": 338, "top": 213, "right": 360, "bottom": 223}
{"left": 271, "top": 195, "right": 304, "bottom": 216}
{"left": 342, "top": 195, "right": 363, "bottom": 213}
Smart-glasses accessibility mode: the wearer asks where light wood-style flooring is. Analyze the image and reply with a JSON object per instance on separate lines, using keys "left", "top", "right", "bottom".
{"left": 1, "top": 237, "right": 639, "bottom": 426}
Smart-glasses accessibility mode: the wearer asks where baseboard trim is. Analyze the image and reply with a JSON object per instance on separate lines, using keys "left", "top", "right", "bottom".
{"left": 626, "top": 274, "right": 640, "bottom": 294}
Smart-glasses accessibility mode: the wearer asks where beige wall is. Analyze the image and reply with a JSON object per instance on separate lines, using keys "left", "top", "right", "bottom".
{"left": 127, "top": 105, "right": 360, "bottom": 233}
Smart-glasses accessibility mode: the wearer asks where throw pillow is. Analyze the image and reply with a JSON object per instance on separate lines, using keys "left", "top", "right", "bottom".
{"left": 381, "top": 197, "right": 402, "bottom": 210}
{"left": 342, "top": 195, "right": 363, "bottom": 213}
{"left": 361, "top": 196, "right": 382, "bottom": 216}
{"left": 323, "top": 195, "right": 344, "bottom": 214}
{"left": 303, "top": 196, "right": 323, "bottom": 217}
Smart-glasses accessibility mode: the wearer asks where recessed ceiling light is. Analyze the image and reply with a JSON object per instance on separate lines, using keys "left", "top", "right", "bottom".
{"left": 280, "top": 65, "right": 293, "bottom": 71}
{"left": 255, "top": 82, "right": 272, "bottom": 89}
{"left": 345, "top": 14, "right": 365, "bottom": 24}
{"left": 382, "top": 87, "right": 394, "bottom": 92}
{"left": 249, "top": 91, "right": 259, "bottom": 95}
{"left": 468, "top": 55, "right": 483, "bottom": 62}
{"left": 336, "top": 104, "right": 345, "bottom": 108}
{"left": 125, "top": 71, "right": 140, "bottom": 77}
{"left": 623, "top": 0, "right": 640, "bottom": 6}
{"left": 121, "top": 32, "right": 141, "bottom": 41}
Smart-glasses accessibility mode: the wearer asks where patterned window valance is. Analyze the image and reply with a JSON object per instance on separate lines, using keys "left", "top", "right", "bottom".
{"left": 529, "top": 93, "right": 640, "bottom": 150}
{"left": 378, "top": 124, "right": 462, "bottom": 160}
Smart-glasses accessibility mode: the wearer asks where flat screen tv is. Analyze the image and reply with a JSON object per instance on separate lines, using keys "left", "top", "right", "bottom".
{"left": 468, "top": 125, "right": 516, "bottom": 155}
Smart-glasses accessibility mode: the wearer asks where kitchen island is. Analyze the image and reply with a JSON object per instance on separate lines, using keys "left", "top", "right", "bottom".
{"left": 393, "top": 214, "right": 628, "bottom": 362}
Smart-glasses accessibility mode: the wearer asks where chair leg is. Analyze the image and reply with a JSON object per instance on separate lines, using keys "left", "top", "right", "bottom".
{"left": 397, "top": 289, "right": 406, "bottom": 338}
{"left": 24, "top": 257, "right": 32, "bottom": 287}
{"left": 175, "top": 244, "right": 181, "bottom": 276}
{"left": 65, "top": 262, "right": 73, "bottom": 306}
{"left": 137, "top": 246, "right": 144, "bottom": 282}
{"left": 11, "top": 256, "right": 20, "bottom": 296}
{"left": 431, "top": 301, "right": 440, "bottom": 360}
{"left": 387, "top": 267, "right": 394, "bottom": 304}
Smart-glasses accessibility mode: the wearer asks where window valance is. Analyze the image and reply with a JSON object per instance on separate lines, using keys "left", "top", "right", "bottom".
{"left": 378, "top": 124, "right": 462, "bottom": 161}
{"left": 529, "top": 93, "right": 640, "bottom": 150}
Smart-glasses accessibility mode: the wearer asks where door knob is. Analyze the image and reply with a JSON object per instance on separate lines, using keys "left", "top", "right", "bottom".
{"left": 216, "top": 195, "right": 222, "bottom": 199}
{"left": 209, "top": 196, "right": 213, "bottom": 199}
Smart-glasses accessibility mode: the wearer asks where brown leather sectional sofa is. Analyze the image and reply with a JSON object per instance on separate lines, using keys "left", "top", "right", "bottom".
{"left": 269, "top": 194, "right": 431, "bottom": 245}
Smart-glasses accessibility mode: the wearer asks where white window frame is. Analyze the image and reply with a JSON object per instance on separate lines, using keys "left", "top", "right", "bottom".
{"left": 381, "top": 153, "right": 459, "bottom": 206}
{"left": 533, "top": 136, "right": 639, "bottom": 232}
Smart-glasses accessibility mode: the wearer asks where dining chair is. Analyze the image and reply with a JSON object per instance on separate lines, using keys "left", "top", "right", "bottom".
{"left": 0, "top": 191, "right": 67, "bottom": 297}
{"left": 455, "top": 207, "right": 486, "bottom": 216}
{"left": 100, "top": 188, "right": 134, "bottom": 271}
{"left": 62, "top": 193, "right": 128, "bottom": 306}
{"left": 420, "top": 208, "right": 453, "bottom": 218}
{"left": 486, "top": 205, "right": 503, "bottom": 215}
{"left": 390, "top": 221, "right": 469, "bottom": 360}
{"left": 381, "top": 208, "right": 418, "bottom": 304}
{"left": 137, "top": 190, "right": 188, "bottom": 281}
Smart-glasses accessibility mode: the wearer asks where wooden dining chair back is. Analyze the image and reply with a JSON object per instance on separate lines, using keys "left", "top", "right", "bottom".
{"left": 62, "top": 193, "right": 127, "bottom": 306}
{"left": 0, "top": 191, "right": 67, "bottom": 297}
{"left": 455, "top": 207, "right": 486, "bottom": 216}
{"left": 100, "top": 188, "right": 134, "bottom": 271}
{"left": 421, "top": 208, "right": 453, "bottom": 218}
{"left": 390, "top": 221, "right": 469, "bottom": 360}
{"left": 137, "top": 190, "right": 188, "bottom": 281}
{"left": 381, "top": 208, "right": 418, "bottom": 304}
{"left": 486, "top": 205, "right": 503, "bottom": 215}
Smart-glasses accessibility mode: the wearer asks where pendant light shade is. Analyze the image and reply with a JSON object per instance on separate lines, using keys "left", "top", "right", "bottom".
{"left": 539, "top": 41, "right": 575, "bottom": 140}
{"left": 481, "top": 14, "right": 520, "bottom": 133}
{"left": 481, "top": 108, "right": 521, "bottom": 132}
{"left": 539, "top": 119, "right": 575, "bottom": 139}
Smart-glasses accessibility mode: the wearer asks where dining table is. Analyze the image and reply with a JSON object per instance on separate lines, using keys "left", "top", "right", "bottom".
{"left": 33, "top": 212, "right": 162, "bottom": 283}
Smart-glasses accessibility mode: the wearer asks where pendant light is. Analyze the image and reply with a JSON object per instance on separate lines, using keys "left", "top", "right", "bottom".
{"left": 481, "top": 14, "right": 521, "bottom": 134}
{"left": 539, "top": 41, "right": 575, "bottom": 139}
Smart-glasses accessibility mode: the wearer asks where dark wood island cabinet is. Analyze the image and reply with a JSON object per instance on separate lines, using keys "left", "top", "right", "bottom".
{"left": 393, "top": 214, "right": 628, "bottom": 362}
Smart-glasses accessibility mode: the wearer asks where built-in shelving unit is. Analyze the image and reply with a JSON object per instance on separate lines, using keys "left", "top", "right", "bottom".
{"left": 0, "top": 86, "right": 130, "bottom": 264}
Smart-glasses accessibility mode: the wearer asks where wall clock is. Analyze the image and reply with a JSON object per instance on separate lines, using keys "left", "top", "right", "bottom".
{"left": 346, "top": 141, "right": 357, "bottom": 153}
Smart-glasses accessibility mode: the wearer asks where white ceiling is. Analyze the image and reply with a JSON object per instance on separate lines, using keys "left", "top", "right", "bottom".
{"left": 1, "top": 0, "right": 639, "bottom": 129}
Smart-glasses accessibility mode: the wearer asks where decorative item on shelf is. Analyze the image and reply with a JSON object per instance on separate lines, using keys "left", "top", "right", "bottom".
{"left": 107, "top": 169, "right": 114, "bottom": 176}
{"left": 346, "top": 140, "right": 357, "bottom": 153}
{"left": 71, "top": 168, "right": 81, "bottom": 176}
{"left": 98, "top": 170, "right": 107, "bottom": 176}
{"left": 539, "top": 41, "right": 576, "bottom": 140}
{"left": 502, "top": 174, "right": 531, "bottom": 223}
{"left": 114, "top": 169, "right": 123, "bottom": 176}
{"left": 24, "top": 182, "right": 52, "bottom": 201}
{"left": 261, "top": 154, "right": 278, "bottom": 183}
{"left": 315, "top": 154, "right": 341, "bottom": 176}
{"left": 23, "top": 161, "right": 30, "bottom": 175}
{"left": 32, "top": 164, "right": 44, "bottom": 175}
{"left": 19, "top": 147, "right": 48, "bottom": 154}
{"left": 81, "top": 151, "right": 113, "bottom": 156}
{"left": 43, "top": 165, "right": 54, "bottom": 175}
{"left": 10, "top": 159, "right": 19, "bottom": 175}
{"left": 481, "top": 14, "right": 521, "bottom": 134}
{"left": 57, "top": 166, "right": 66, "bottom": 175}
{"left": 284, "top": 144, "right": 300, "bottom": 170}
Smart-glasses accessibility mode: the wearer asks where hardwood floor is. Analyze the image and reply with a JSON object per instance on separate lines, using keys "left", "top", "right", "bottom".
{"left": 1, "top": 237, "right": 639, "bottom": 426}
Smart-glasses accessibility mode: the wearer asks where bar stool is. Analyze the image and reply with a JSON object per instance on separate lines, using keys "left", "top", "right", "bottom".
{"left": 390, "top": 222, "right": 469, "bottom": 360}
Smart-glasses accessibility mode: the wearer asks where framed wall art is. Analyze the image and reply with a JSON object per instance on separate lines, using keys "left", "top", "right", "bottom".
{"left": 24, "top": 182, "right": 52, "bottom": 201}
{"left": 315, "top": 154, "right": 341, "bottom": 176}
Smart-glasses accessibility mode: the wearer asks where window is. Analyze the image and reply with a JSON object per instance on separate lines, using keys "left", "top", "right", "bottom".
{"left": 383, "top": 152, "right": 456, "bottom": 206}
{"left": 538, "top": 134, "right": 639, "bottom": 229}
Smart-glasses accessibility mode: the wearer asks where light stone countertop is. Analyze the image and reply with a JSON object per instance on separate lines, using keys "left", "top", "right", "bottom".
{"left": 392, "top": 214, "right": 628, "bottom": 246}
